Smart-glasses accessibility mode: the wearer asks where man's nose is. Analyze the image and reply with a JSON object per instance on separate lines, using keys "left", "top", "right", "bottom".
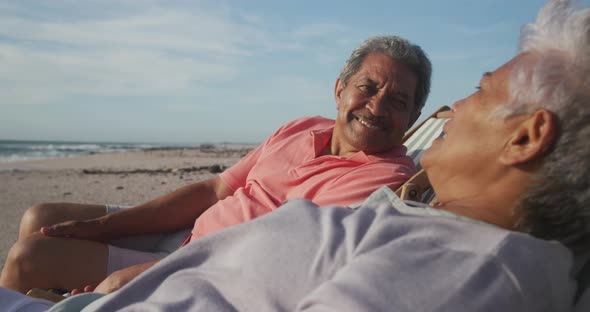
{"left": 366, "top": 96, "right": 388, "bottom": 116}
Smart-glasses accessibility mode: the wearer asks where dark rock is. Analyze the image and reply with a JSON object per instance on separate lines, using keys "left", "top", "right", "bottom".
{"left": 209, "top": 164, "right": 223, "bottom": 173}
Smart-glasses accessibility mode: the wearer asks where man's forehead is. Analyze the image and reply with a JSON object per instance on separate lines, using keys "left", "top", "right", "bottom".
{"left": 479, "top": 54, "right": 529, "bottom": 88}
{"left": 479, "top": 71, "right": 493, "bottom": 84}
{"left": 494, "top": 53, "right": 539, "bottom": 76}
{"left": 353, "top": 76, "right": 378, "bottom": 84}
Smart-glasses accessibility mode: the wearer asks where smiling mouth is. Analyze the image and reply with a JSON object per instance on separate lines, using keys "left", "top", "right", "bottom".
{"left": 440, "top": 123, "right": 450, "bottom": 138}
{"left": 353, "top": 114, "right": 385, "bottom": 130}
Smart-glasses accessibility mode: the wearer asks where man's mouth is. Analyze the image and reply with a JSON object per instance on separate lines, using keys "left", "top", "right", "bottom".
{"left": 440, "top": 123, "right": 450, "bottom": 138}
{"left": 353, "top": 114, "right": 385, "bottom": 130}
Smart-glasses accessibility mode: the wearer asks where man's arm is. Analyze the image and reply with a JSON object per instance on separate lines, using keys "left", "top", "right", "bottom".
{"left": 41, "top": 176, "right": 234, "bottom": 241}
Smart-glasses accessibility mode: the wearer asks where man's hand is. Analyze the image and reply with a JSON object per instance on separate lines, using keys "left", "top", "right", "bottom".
{"left": 93, "top": 269, "right": 133, "bottom": 294}
{"left": 94, "top": 260, "right": 158, "bottom": 294}
{"left": 40, "top": 218, "right": 111, "bottom": 242}
{"left": 41, "top": 177, "right": 232, "bottom": 242}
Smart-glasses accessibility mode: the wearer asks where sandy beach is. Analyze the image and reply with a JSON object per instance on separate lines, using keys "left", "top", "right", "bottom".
{"left": 0, "top": 145, "right": 254, "bottom": 270}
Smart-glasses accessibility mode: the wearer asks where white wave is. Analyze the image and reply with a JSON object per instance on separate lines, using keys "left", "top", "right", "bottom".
{"left": 28, "top": 144, "right": 102, "bottom": 151}
{"left": 0, "top": 141, "right": 192, "bottom": 163}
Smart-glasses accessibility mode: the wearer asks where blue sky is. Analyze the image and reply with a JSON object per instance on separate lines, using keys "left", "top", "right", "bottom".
{"left": 0, "top": 0, "right": 573, "bottom": 144}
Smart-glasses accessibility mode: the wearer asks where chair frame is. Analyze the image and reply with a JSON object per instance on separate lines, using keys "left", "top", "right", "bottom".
{"left": 396, "top": 106, "right": 451, "bottom": 203}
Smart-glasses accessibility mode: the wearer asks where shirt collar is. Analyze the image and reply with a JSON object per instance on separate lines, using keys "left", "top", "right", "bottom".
{"left": 310, "top": 126, "right": 409, "bottom": 162}
{"left": 361, "top": 186, "right": 489, "bottom": 225}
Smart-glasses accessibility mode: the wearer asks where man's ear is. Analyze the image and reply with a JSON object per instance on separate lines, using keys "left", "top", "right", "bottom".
{"left": 334, "top": 78, "right": 343, "bottom": 109}
{"left": 499, "top": 109, "right": 557, "bottom": 165}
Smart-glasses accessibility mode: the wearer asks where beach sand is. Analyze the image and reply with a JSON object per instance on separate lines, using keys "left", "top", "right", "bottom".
{"left": 0, "top": 146, "right": 253, "bottom": 270}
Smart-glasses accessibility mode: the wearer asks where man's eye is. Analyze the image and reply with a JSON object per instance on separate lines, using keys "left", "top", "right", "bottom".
{"left": 358, "top": 85, "right": 374, "bottom": 93}
{"left": 475, "top": 86, "right": 482, "bottom": 90}
{"left": 391, "top": 98, "right": 408, "bottom": 110}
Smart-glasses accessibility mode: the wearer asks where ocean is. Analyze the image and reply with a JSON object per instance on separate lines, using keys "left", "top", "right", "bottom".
{"left": 0, "top": 140, "right": 193, "bottom": 163}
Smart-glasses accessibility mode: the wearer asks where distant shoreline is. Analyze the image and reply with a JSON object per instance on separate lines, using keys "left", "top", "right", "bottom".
{"left": 0, "top": 139, "right": 258, "bottom": 164}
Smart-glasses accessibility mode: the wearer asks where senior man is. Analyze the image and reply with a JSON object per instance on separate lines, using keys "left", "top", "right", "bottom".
{"left": 0, "top": 0, "right": 589, "bottom": 311}
{"left": 0, "top": 36, "right": 431, "bottom": 293}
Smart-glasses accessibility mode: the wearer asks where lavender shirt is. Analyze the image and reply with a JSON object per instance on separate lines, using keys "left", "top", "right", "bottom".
{"left": 53, "top": 187, "right": 574, "bottom": 312}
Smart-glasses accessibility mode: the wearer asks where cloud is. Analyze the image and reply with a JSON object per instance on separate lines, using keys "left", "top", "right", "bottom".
{"left": 0, "top": 2, "right": 288, "bottom": 105}
{"left": 0, "top": 1, "right": 356, "bottom": 107}
{"left": 0, "top": 42, "right": 236, "bottom": 100}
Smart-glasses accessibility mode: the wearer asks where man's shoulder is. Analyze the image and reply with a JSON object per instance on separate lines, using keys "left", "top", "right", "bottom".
{"left": 362, "top": 199, "right": 570, "bottom": 262}
{"left": 279, "top": 116, "right": 334, "bottom": 132}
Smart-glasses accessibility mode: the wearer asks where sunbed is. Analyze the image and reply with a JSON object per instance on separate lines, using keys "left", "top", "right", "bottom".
{"left": 398, "top": 106, "right": 450, "bottom": 203}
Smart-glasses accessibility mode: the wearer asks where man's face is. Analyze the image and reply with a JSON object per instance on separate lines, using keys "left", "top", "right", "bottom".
{"left": 333, "top": 53, "right": 420, "bottom": 155}
{"left": 421, "top": 54, "right": 532, "bottom": 199}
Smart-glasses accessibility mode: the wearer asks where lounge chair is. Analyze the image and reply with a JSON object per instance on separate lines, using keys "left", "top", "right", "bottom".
{"left": 397, "top": 106, "right": 451, "bottom": 203}
{"left": 403, "top": 106, "right": 451, "bottom": 172}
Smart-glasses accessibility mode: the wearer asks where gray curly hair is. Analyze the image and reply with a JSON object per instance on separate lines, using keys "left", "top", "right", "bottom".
{"left": 498, "top": 0, "right": 590, "bottom": 253}
{"left": 338, "top": 35, "right": 432, "bottom": 114}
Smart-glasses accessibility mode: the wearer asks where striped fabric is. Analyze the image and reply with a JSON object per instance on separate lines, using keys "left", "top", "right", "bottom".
{"left": 403, "top": 116, "right": 448, "bottom": 204}
{"left": 403, "top": 117, "right": 447, "bottom": 171}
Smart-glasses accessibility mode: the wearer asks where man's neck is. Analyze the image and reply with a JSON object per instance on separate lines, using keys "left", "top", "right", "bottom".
{"left": 435, "top": 177, "right": 527, "bottom": 230}
{"left": 324, "top": 135, "right": 357, "bottom": 158}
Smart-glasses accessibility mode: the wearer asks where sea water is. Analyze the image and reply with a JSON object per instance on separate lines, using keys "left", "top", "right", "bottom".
{"left": 0, "top": 140, "right": 183, "bottom": 163}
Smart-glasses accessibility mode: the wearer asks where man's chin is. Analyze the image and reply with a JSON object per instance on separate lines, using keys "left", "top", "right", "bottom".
{"left": 342, "top": 129, "right": 402, "bottom": 154}
{"left": 358, "top": 143, "right": 398, "bottom": 155}
{"left": 419, "top": 147, "right": 437, "bottom": 170}
{"left": 426, "top": 136, "right": 444, "bottom": 152}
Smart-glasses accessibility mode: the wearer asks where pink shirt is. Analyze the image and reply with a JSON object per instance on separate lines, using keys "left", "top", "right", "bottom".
{"left": 189, "top": 116, "right": 416, "bottom": 242}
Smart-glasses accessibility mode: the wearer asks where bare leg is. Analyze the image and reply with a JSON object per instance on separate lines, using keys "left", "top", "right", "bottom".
{"left": 0, "top": 233, "right": 108, "bottom": 293}
{"left": 1, "top": 203, "right": 109, "bottom": 293}
{"left": 18, "top": 203, "right": 107, "bottom": 239}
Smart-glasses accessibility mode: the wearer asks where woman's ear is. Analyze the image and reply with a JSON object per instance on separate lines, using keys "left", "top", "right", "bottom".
{"left": 499, "top": 109, "right": 557, "bottom": 165}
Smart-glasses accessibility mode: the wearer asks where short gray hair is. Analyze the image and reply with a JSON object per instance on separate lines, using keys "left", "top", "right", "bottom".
{"left": 338, "top": 35, "right": 432, "bottom": 114}
{"left": 502, "top": 0, "right": 590, "bottom": 253}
